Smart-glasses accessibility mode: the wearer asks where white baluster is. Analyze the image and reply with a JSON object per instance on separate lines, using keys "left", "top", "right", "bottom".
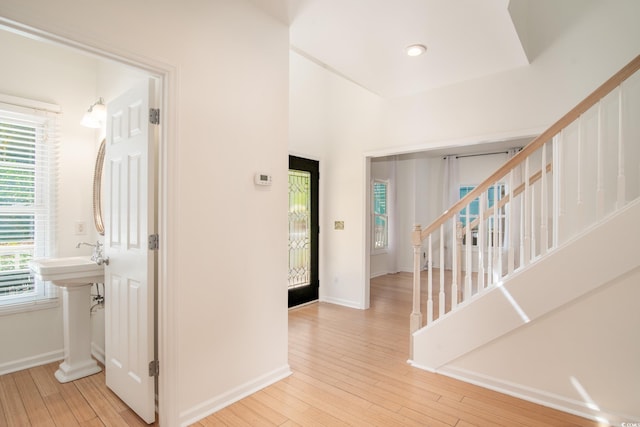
{"left": 427, "top": 234, "right": 433, "bottom": 324}
{"left": 465, "top": 207, "right": 472, "bottom": 300}
{"left": 531, "top": 185, "right": 536, "bottom": 259}
{"left": 495, "top": 183, "right": 502, "bottom": 281}
{"left": 451, "top": 220, "right": 458, "bottom": 309}
{"left": 596, "top": 101, "right": 605, "bottom": 219}
{"left": 456, "top": 221, "right": 462, "bottom": 297}
{"left": 490, "top": 190, "right": 496, "bottom": 286}
{"left": 617, "top": 85, "right": 626, "bottom": 209}
{"left": 478, "top": 194, "right": 486, "bottom": 290}
{"left": 553, "top": 132, "right": 563, "bottom": 248}
{"left": 411, "top": 225, "right": 422, "bottom": 335}
{"left": 507, "top": 169, "right": 515, "bottom": 274}
{"left": 540, "top": 143, "right": 549, "bottom": 255}
{"left": 523, "top": 157, "right": 531, "bottom": 266}
{"left": 519, "top": 193, "right": 525, "bottom": 267}
{"left": 577, "top": 116, "right": 584, "bottom": 223}
{"left": 439, "top": 224, "right": 445, "bottom": 318}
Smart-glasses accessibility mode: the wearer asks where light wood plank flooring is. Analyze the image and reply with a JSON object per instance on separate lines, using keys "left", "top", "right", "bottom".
{"left": 194, "top": 272, "right": 603, "bottom": 427}
{"left": 1, "top": 272, "right": 604, "bottom": 426}
{"left": 0, "top": 361, "right": 155, "bottom": 426}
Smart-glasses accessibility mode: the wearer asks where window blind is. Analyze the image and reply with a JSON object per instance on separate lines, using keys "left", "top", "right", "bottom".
{"left": 0, "top": 100, "right": 58, "bottom": 308}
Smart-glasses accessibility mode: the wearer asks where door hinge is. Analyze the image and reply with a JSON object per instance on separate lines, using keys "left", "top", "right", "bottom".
{"left": 148, "top": 360, "right": 159, "bottom": 377}
{"left": 149, "top": 108, "right": 160, "bottom": 125}
{"left": 148, "top": 234, "right": 159, "bottom": 250}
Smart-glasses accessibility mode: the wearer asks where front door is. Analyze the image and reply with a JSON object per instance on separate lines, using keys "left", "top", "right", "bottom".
{"left": 104, "top": 79, "right": 156, "bottom": 423}
{"left": 288, "top": 156, "right": 319, "bottom": 307}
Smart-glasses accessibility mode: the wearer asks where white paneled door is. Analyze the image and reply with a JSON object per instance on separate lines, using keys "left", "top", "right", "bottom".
{"left": 104, "top": 79, "right": 157, "bottom": 424}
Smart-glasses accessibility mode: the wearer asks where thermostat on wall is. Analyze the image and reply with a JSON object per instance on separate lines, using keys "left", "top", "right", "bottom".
{"left": 254, "top": 173, "right": 272, "bottom": 186}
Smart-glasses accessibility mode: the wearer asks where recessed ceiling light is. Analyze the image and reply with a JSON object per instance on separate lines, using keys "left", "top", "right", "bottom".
{"left": 406, "top": 44, "right": 427, "bottom": 57}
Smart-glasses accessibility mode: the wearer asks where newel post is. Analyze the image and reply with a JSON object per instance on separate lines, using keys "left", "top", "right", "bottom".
{"left": 410, "top": 224, "right": 423, "bottom": 358}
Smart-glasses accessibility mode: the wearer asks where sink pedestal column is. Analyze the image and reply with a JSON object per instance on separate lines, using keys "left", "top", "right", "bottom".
{"left": 55, "top": 283, "right": 102, "bottom": 383}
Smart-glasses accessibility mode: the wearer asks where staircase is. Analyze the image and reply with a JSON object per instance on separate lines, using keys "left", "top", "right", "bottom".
{"left": 409, "top": 55, "right": 640, "bottom": 424}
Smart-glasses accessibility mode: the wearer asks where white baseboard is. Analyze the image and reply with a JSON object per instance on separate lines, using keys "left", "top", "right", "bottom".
{"left": 91, "top": 342, "right": 105, "bottom": 365}
{"left": 320, "top": 296, "right": 363, "bottom": 309}
{"left": 288, "top": 299, "right": 319, "bottom": 310}
{"left": 179, "top": 364, "right": 292, "bottom": 426}
{"left": 0, "top": 350, "right": 63, "bottom": 376}
{"left": 370, "top": 270, "right": 397, "bottom": 279}
{"left": 407, "top": 359, "right": 436, "bottom": 373}
{"left": 434, "top": 365, "right": 636, "bottom": 426}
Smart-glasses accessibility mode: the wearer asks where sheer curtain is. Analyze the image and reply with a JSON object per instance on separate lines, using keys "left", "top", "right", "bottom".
{"left": 442, "top": 156, "right": 459, "bottom": 270}
{"left": 505, "top": 148, "right": 522, "bottom": 271}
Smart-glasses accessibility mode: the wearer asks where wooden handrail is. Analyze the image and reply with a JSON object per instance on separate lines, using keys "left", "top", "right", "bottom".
{"left": 418, "top": 54, "right": 640, "bottom": 242}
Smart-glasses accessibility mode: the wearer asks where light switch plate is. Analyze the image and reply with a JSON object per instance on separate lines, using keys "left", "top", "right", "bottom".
{"left": 334, "top": 221, "right": 344, "bottom": 230}
{"left": 75, "top": 221, "right": 87, "bottom": 235}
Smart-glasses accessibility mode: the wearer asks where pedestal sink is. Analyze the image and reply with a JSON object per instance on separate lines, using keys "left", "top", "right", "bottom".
{"left": 29, "top": 256, "right": 104, "bottom": 383}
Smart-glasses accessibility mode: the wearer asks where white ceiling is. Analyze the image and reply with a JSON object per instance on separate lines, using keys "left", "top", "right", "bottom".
{"left": 250, "top": 0, "right": 531, "bottom": 98}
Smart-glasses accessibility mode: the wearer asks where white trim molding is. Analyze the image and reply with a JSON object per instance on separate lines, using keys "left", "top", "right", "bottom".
{"left": 0, "top": 350, "right": 63, "bottom": 376}
{"left": 320, "top": 296, "right": 364, "bottom": 310}
{"left": 91, "top": 343, "right": 105, "bottom": 365}
{"left": 179, "top": 365, "right": 292, "bottom": 426}
{"left": 436, "top": 365, "right": 636, "bottom": 427}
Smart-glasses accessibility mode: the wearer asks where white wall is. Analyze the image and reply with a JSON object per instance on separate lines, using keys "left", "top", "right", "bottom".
{"left": 384, "top": 1, "right": 640, "bottom": 147}
{"left": 394, "top": 156, "right": 436, "bottom": 273}
{"left": 457, "top": 153, "right": 509, "bottom": 187}
{"left": 394, "top": 158, "right": 416, "bottom": 274}
{"left": 0, "top": 30, "right": 99, "bottom": 373}
{"left": 0, "top": 1, "right": 290, "bottom": 425}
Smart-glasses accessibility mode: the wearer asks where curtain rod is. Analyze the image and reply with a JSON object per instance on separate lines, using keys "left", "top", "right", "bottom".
{"left": 456, "top": 151, "right": 508, "bottom": 159}
{"left": 443, "top": 148, "right": 522, "bottom": 160}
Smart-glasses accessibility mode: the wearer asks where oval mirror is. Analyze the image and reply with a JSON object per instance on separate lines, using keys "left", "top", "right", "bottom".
{"left": 93, "top": 139, "right": 105, "bottom": 235}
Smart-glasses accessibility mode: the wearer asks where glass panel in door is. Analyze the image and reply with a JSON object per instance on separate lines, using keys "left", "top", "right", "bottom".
{"left": 288, "top": 156, "right": 319, "bottom": 307}
{"left": 288, "top": 170, "right": 311, "bottom": 288}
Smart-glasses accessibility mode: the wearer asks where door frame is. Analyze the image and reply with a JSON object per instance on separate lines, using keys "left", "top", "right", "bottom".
{"left": 0, "top": 17, "right": 177, "bottom": 425}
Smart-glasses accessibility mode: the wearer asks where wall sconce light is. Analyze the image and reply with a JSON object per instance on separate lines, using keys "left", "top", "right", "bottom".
{"left": 81, "top": 97, "right": 107, "bottom": 128}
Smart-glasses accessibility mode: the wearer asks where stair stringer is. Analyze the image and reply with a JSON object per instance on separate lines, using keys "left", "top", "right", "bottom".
{"left": 411, "top": 198, "right": 640, "bottom": 371}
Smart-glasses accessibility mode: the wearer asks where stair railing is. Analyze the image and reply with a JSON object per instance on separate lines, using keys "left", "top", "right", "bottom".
{"left": 410, "top": 55, "right": 640, "bottom": 346}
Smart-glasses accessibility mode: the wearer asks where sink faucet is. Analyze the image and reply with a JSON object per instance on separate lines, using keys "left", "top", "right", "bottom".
{"left": 76, "top": 241, "right": 109, "bottom": 266}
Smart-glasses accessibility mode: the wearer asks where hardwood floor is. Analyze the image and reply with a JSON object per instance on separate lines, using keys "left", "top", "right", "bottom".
{"left": 193, "top": 272, "right": 604, "bottom": 427}
{"left": 0, "top": 362, "right": 155, "bottom": 426}
{"left": 1, "top": 272, "right": 603, "bottom": 426}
